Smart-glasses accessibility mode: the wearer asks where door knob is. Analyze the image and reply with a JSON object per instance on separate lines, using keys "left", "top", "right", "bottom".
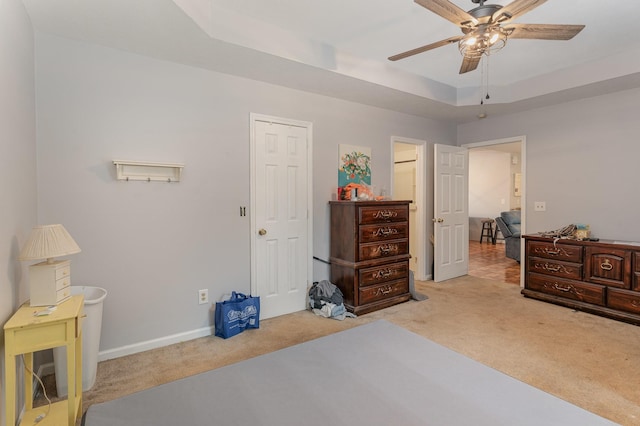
{"left": 258, "top": 228, "right": 267, "bottom": 236}
{"left": 432, "top": 218, "right": 444, "bottom": 223}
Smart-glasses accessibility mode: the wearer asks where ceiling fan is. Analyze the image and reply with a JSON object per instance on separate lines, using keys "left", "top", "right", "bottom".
{"left": 389, "top": 0, "right": 585, "bottom": 74}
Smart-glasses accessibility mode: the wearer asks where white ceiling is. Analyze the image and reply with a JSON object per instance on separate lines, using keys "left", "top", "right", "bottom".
{"left": 21, "top": 0, "right": 640, "bottom": 123}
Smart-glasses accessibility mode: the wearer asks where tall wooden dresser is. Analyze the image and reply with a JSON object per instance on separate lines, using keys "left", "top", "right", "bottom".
{"left": 329, "top": 200, "right": 412, "bottom": 314}
{"left": 523, "top": 235, "right": 640, "bottom": 325}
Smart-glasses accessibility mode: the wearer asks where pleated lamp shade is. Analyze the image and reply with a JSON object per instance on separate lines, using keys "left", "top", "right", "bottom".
{"left": 19, "top": 224, "right": 81, "bottom": 263}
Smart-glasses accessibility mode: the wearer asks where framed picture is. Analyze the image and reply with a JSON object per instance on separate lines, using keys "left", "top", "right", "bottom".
{"left": 338, "top": 144, "right": 371, "bottom": 187}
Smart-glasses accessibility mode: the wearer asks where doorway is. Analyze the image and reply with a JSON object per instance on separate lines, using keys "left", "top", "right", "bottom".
{"left": 463, "top": 136, "right": 526, "bottom": 286}
{"left": 392, "top": 137, "right": 428, "bottom": 280}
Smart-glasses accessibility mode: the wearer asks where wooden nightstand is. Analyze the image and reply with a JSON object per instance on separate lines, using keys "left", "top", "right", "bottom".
{"left": 4, "top": 295, "right": 84, "bottom": 426}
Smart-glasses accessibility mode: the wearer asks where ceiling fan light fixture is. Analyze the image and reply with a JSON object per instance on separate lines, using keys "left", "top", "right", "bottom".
{"left": 458, "top": 26, "right": 507, "bottom": 58}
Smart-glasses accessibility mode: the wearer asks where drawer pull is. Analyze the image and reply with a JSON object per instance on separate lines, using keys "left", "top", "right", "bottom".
{"left": 600, "top": 259, "right": 613, "bottom": 271}
{"left": 373, "top": 210, "right": 397, "bottom": 221}
{"left": 373, "top": 244, "right": 398, "bottom": 256}
{"left": 553, "top": 283, "right": 572, "bottom": 292}
{"left": 543, "top": 264, "right": 562, "bottom": 272}
{"left": 373, "top": 269, "right": 393, "bottom": 279}
{"left": 373, "top": 227, "right": 398, "bottom": 237}
{"left": 631, "top": 300, "right": 640, "bottom": 308}
{"left": 533, "top": 246, "right": 573, "bottom": 258}
{"left": 374, "top": 285, "right": 393, "bottom": 296}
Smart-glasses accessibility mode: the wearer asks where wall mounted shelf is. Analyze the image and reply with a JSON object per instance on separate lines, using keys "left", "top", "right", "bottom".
{"left": 113, "top": 160, "right": 184, "bottom": 182}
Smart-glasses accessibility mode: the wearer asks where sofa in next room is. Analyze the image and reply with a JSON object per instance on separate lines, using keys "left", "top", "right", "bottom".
{"left": 494, "top": 210, "right": 521, "bottom": 263}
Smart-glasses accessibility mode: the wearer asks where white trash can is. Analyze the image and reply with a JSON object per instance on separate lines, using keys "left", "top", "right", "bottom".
{"left": 53, "top": 286, "right": 107, "bottom": 396}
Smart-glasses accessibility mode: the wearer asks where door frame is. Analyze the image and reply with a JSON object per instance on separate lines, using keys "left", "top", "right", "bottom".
{"left": 462, "top": 135, "right": 526, "bottom": 287}
{"left": 249, "top": 113, "right": 314, "bottom": 303}
{"left": 391, "top": 136, "right": 428, "bottom": 280}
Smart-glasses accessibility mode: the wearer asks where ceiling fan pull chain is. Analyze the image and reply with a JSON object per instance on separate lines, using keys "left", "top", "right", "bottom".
{"left": 479, "top": 56, "right": 485, "bottom": 105}
{"left": 485, "top": 54, "right": 491, "bottom": 101}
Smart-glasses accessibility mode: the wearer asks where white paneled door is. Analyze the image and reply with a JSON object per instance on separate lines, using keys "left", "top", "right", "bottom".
{"left": 251, "top": 115, "right": 312, "bottom": 319}
{"left": 433, "top": 144, "right": 469, "bottom": 282}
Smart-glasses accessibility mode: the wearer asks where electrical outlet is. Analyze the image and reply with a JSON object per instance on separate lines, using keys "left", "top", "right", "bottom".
{"left": 534, "top": 201, "right": 546, "bottom": 212}
{"left": 198, "top": 289, "right": 208, "bottom": 305}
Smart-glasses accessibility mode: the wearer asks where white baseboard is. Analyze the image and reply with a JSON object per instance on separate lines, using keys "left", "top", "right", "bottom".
{"left": 98, "top": 325, "right": 214, "bottom": 361}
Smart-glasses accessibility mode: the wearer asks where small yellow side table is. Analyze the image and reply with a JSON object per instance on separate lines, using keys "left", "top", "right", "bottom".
{"left": 4, "top": 295, "right": 84, "bottom": 426}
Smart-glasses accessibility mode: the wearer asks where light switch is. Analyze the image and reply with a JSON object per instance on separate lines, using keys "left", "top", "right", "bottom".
{"left": 534, "top": 201, "right": 546, "bottom": 211}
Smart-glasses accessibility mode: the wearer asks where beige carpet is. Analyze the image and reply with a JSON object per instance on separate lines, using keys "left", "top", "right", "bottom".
{"left": 41, "top": 276, "right": 640, "bottom": 425}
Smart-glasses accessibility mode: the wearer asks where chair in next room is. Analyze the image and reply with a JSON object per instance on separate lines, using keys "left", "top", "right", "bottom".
{"left": 494, "top": 210, "right": 521, "bottom": 262}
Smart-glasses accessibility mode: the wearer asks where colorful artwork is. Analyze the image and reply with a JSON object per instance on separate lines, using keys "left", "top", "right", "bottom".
{"left": 338, "top": 144, "right": 371, "bottom": 187}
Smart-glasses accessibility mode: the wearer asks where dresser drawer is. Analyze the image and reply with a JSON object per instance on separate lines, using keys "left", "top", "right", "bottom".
{"left": 528, "top": 273, "right": 605, "bottom": 306}
{"left": 55, "top": 264, "right": 71, "bottom": 280}
{"left": 56, "top": 285, "right": 72, "bottom": 304}
{"left": 359, "top": 240, "right": 409, "bottom": 260}
{"left": 585, "top": 247, "right": 631, "bottom": 289}
{"left": 359, "top": 261, "right": 409, "bottom": 287}
{"left": 358, "top": 205, "right": 408, "bottom": 225}
{"left": 527, "top": 241, "right": 582, "bottom": 262}
{"left": 527, "top": 257, "right": 582, "bottom": 280}
{"left": 607, "top": 288, "right": 640, "bottom": 314}
{"left": 56, "top": 275, "right": 71, "bottom": 291}
{"left": 359, "top": 223, "right": 408, "bottom": 243}
{"left": 359, "top": 279, "right": 408, "bottom": 305}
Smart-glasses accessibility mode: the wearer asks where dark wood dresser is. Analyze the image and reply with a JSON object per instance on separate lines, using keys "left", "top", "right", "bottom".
{"left": 523, "top": 235, "right": 640, "bottom": 325}
{"left": 329, "top": 200, "right": 412, "bottom": 315}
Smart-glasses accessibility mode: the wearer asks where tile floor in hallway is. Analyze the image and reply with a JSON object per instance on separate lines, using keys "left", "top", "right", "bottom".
{"left": 468, "top": 240, "right": 521, "bottom": 285}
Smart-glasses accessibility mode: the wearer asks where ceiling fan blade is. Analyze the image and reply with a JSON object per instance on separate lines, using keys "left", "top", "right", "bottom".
{"left": 459, "top": 56, "right": 481, "bottom": 74}
{"left": 505, "top": 23, "right": 585, "bottom": 40}
{"left": 388, "top": 36, "right": 462, "bottom": 61}
{"left": 491, "top": 0, "right": 547, "bottom": 24}
{"left": 414, "top": 0, "right": 478, "bottom": 27}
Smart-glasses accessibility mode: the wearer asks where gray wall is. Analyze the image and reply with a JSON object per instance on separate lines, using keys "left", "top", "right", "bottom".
{"left": 34, "top": 34, "right": 456, "bottom": 357}
{"left": 458, "top": 88, "right": 640, "bottom": 241}
{"left": 0, "top": 1, "right": 38, "bottom": 424}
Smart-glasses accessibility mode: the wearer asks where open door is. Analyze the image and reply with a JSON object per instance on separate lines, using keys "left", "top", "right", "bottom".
{"left": 433, "top": 144, "right": 469, "bottom": 282}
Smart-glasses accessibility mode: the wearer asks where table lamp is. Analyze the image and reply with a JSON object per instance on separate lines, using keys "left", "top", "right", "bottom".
{"left": 19, "top": 224, "right": 81, "bottom": 306}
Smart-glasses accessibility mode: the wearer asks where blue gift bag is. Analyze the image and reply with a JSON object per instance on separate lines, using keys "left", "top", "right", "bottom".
{"left": 214, "top": 292, "right": 260, "bottom": 339}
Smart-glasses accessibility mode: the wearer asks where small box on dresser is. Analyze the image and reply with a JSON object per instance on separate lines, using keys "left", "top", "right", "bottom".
{"left": 523, "top": 235, "right": 640, "bottom": 325}
{"left": 28, "top": 259, "right": 72, "bottom": 306}
{"left": 330, "top": 200, "right": 412, "bottom": 315}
